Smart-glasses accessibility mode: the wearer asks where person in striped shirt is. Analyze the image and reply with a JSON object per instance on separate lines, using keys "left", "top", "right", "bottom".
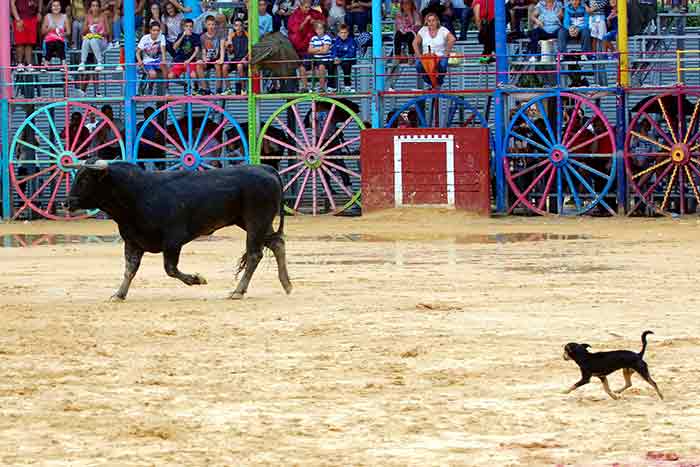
{"left": 307, "top": 20, "right": 334, "bottom": 92}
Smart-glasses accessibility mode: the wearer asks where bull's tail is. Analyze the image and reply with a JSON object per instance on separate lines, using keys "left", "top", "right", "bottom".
{"left": 639, "top": 330, "right": 654, "bottom": 357}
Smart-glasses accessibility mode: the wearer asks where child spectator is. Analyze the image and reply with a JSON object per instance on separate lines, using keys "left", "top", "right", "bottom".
{"left": 197, "top": 14, "right": 227, "bottom": 95}
{"left": 168, "top": 18, "right": 200, "bottom": 84}
{"left": 70, "top": 0, "right": 87, "bottom": 49}
{"left": 289, "top": 0, "right": 325, "bottom": 92}
{"left": 162, "top": 1, "right": 185, "bottom": 56}
{"left": 308, "top": 20, "right": 333, "bottom": 92}
{"left": 137, "top": 20, "right": 169, "bottom": 84}
{"left": 394, "top": 0, "right": 421, "bottom": 59}
{"left": 602, "top": 0, "right": 617, "bottom": 54}
{"left": 11, "top": 0, "right": 41, "bottom": 72}
{"left": 77, "top": 0, "right": 110, "bottom": 72}
{"left": 42, "top": 0, "right": 71, "bottom": 68}
{"left": 331, "top": 23, "right": 357, "bottom": 92}
{"left": 225, "top": 18, "right": 248, "bottom": 95}
{"left": 586, "top": 0, "right": 609, "bottom": 54}
{"left": 259, "top": 0, "right": 273, "bottom": 38}
{"left": 559, "top": 0, "right": 590, "bottom": 57}
{"left": 527, "top": 0, "right": 562, "bottom": 62}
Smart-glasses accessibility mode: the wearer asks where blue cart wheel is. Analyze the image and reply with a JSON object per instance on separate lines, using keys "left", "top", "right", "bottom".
{"left": 133, "top": 98, "right": 249, "bottom": 170}
{"left": 504, "top": 92, "right": 616, "bottom": 216}
{"left": 384, "top": 93, "right": 490, "bottom": 130}
{"left": 9, "top": 101, "right": 125, "bottom": 220}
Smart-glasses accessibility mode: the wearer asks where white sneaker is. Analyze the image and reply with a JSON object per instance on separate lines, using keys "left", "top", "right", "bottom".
{"left": 387, "top": 86, "right": 395, "bottom": 92}
{"left": 580, "top": 55, "right": 588, "bottom": 61}
{"left": 95, "top": 64, "right": 104, "bottom": 72}
{"left": 77, "top": 63, "right": 86, "bottom": 72}
{"left": 16, "top": 64, "right": 25, "bottom": 73}
{"left": 528, "top": 56, "right": 538, "bottom": 63}
{"left": 25, "top": 64, "right": 34, "bottom": 72}
{"left": 344, "top": 86, "right": 356, "bottom": 93}
{"left": 115, "top": 64, "right": 123, "bottom": 71}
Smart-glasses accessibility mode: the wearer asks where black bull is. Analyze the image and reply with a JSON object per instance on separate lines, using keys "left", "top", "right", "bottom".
{"left": 67, "top": 161, "right": 293, "bottom": 301}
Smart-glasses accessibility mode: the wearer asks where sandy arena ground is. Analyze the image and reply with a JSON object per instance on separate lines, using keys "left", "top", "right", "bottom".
{"left": 1, "top": 209, "right": 700, "bottom": 466}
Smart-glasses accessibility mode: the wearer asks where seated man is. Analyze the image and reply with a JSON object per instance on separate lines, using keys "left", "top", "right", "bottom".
{"left": 527, "top": 0, "right": 562, "bottom": 62}
{"left": 558, "top": 0, "right": 591, "bottom": 58}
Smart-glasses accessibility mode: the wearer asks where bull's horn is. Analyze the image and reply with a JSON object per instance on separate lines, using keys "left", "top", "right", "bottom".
{"left": 62, "top": 161, "right": 86, "bottom": 169}
{"left": 83, "top": 159, "right": 109, "bottom": 170}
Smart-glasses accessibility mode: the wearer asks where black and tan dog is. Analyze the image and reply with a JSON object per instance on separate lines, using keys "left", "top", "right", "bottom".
{"left": 563, "top": 331, "right": 663, "bottom": 400}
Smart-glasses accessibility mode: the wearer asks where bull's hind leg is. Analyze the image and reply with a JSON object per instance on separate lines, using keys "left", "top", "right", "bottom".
{"left": 111, "top": 241, "right": 144, "bottom": 301}
{"left": 163, "top": 247, "right": 207, "bottom": 286}
{"left": 230, "top": 233, "right": 265, "bottom": 300}
{"left": 266, "top": 235, "right": 292, "bottom": 295}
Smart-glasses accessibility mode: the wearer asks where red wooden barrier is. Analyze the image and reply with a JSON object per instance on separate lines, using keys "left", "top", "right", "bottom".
{"left": 360, "top": 128, "right": 490, "bottom": 214}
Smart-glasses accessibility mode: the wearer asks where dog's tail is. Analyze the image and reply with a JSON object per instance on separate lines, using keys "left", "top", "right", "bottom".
{"left": 639, "top": 330, "right": 654, "bottom": 357}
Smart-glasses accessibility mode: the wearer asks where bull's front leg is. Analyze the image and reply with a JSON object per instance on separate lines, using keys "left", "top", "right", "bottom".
{"left": 111, "top": 241, "right": 144, "bottom": 302}
{"left": 163, "top": 247, "right": 207, "bottom": 286}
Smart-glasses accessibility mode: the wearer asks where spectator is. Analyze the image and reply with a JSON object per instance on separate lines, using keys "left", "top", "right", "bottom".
{"left": 134, "top": 0, "right": 147, "bottom": 30}
{"left": 602, "top": 0, "right": 617, "bottom": 54}
{"left": 64, "top": 111, "right": 90, "bottom": 147}
{"left": 226, "top": 18, "right": 248, "bottom": 95}
{"left": 168, "top": 18, "right": 200, "bottom": 85}
{"left": 527, "top": 0, "right": 562, "bottom": 62}
{"left": 628, "top": 0, "right": 655, "bottom": 36}
{"left": 289, "top": 0, "right": 325, "bottom": 92}
{"left": 77, "top": 0, "right": 110, "bottom": 72}
{"left": 308, "top": 20, "right": 333, "bottom": 92}
{"left": 331, "top": 23, "right": 357, "bottom": 92}
{"left": 506, "top": 0, "right": 531, "bottom": 39}
{"left": 197, "top": 14, "right": 227, "bottom": 95}
{"left": 143, "top": 1, "right": 162, "bottom": 35}
{"left": 327, "top": 0, "right": 346, "bottom": 33}
{"left": 474, "top": 0, "right": 495, "bottom": 63}
{"left": 11, "top": 0, "right": 41, "bottom": 72}
{"left": 259, "top": 0, "right": 273, "bottom": 37}
{"left": 95, "top": 104, "right": 123, "bottom": 160}
{"left": 70, "top": 0, "right": 87, "bottom": 48}
{"left": 559, "top": 0, "right": 590, "bottom": 57}
{"left": 42, "top": 0, "right": 71, "bottom": 68}
{"left": 586, "top": 0, "right": 609, "bottom": 55}
{"left": 272, "top": 0, "right": 296, "bottom": 33}
{"left": 103, "top": 0, "right": 121, "bottom": 44}
{"left": 345, "top": 0, "right": 371, "bottom": 35}
{"left": 394, "top": 0, "right": 421, "bottom": 59}
{"left": 137, "top": 20, "right": 169, "bottom": 85}
{"left": 162, "top": 1, "right": 184, "bottom": 56}
{"left": 42, "top": 0, "right": 71, "bottom": 13}
{"left": 449, "top": 0, "right": 472, "bottom": 41}
{"left": 412, "top": 11, "right": 455, "bottom": 89}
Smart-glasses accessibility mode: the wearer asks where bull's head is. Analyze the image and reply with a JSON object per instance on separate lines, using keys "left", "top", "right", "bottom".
{"left": 65, "top": 159, "right": 109, "bottom": 212}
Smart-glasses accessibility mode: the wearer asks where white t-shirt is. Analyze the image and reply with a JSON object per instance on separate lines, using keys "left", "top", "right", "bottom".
{"left": 138, "top": 33, "right": 166, "bottom": 63}
{"left": 417, "top": 26, "right": 451, "bottom": 56}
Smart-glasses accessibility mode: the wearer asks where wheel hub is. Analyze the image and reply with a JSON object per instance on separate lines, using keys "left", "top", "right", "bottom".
{"left": 58, "top": 151, "right": 77, "bottom": 171}
{"left": 670, "top": 143, "right": 689, "bottom": 165}
{"left": 302, "top": 148, "right": 324, "bottom": 169}
{"left": 549, "top": 146, "right": 569, "bottom": 167}
{"left": 181, "top": 151, "right": 201, "bottom": 169}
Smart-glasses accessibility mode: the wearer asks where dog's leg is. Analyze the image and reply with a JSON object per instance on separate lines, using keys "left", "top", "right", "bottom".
{"left": 615, "top": 368, "right": 633, "bottom": 394}
{"left": 600, "top": 376, "right": 619, "bottom": 400}
{"left": 563, "top": 375, "right": 590, "bottom": 394}
{"left": 636, "top": 362, "right": 664, "bottom": 400}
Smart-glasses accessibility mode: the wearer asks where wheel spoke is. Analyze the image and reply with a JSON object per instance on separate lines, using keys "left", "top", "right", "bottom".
{"left": 569, "top": 131, "right": 610, "bottom": 153}
{"left": 630, "top": 163, "right": 674, "bottom": 213}
{"left": 520, "top": 112, "right": 553, "bottom": 147}
{"left": 321, "top": 165, "right": 355, "bottom": 198}
{"left": 569, "top": 158, "right": 611, "bottom": 180}
{"left": 193, "top": 107, "right": 212, "bottom": 150}
{"left": 563, "top": 166, "right": 582, "bottom": 211}
{"left": 73, "top": 119, "right": 107, "bottom": 156}
{"left": 564, "top": 114, "right": 596, "bottom": 148}
{"left": 139, "top": 137, "right": 182, "bottom": 157}
{"left": 632, "top": 158, "right": 672, "bottom": 180}
{"left": 45, "top": 172, "right": 65, "bottom": 214}
{"left": 567, "top": 164, "right": 615, "bottom": 215}
{"left": 324, "top": 159, "right": 360, "bottom": 178}
{"left": 27, "top": 121, "right": 62, "bottom": 155}
{"left": 414, "top": 105, "right": 428, "bottom": 127}
{"left": 311, "top": 100, "right": 317, "bottom": 147}
{"left": 12, "top": 169, "right": 62, "bottom": 219}
{"left": 684, "top": 165, "right": 700, "bottom": 204}
{"left": 200, "top": 135, "right": 241, "bottom": 157}
{"left": 536, "top": 100, "right": 557, "bottom": 145}
{"left": 509, "top": 131, "right": 551, "bottom": 153}
{"left": 264, "top": 134, "right": 305, "bottom": 156}
{"left": 660, "top": 165, "right": 679, "bottom": 211}
{"left": 70, "top": 109, "right": 90, "bottom": 151}
{"left": 291, "top": 104, "right": 311, "bottom": 148}
{"left": 511, "top": 158, "right": 550, "bottom": 179}
{"left": 294, "top": 168, "right": 312, "bottom": 211}
{"left": 320, "top": 117, "right": 354, "bottom": 152}
{"left": 508, "top": 164, "right": 552, "bottom": 214}
{"left": 630, "top": 130, "right": 671, "bottom": 152}
{"left": 75, "top": 138, "right": 120, "bottom": 160}
{"left": 658, "top": 98, "right": 678, "bottom": 144}
{"left": 16, "top": 139, "right": 60, "bottom": 159}
{"left": 641, "top": 111, "right": 675, "bottom": 148}
{"left": 562, "top": 99, "right": 583, "bottom": 146}
{"left": 315, "top": 104, "right": 336, "bottom": 150}
{"left": 537, "top": 165, "right": 557, "bottom": 211}
{"left": 166, "top": 162, "right": 183, "bottom": 171}
{"left": 283, "top": 166, "right": 308, "bottom": 191}
{"left": 280, "top": 160, "right": 307, "bottom": 176}
{"left": 679, "top": 163, "right": 686, "bottom": 215}
{"left": 311, "top": 169, "right": 318, "bottom": 215}
{"left": 318, "top": 167, "right": 337, "bottom": 212}
{"left": 151, "top": 118, "right": 186, "bottom": 153}
{"left": 42, "top": 108, "right": 64, "bottom": 152}
{"left": 274, "top": 116, "right": 307, "bottom": 150}
{"left": 16, "top": 164, "right": 59, "bottom": 185}
{"left": 323, "top": 135, "right": 360, "bottom": 156}
{"left": 187, "top": 102, "right": 193, "bottom": 148}
{"left": 168, "top": 107, "right": 188, "bottom": 151}
{"left": 685, "top": 98, "right": 700, "bottom": 144}
{"left": 677, "top": 93, "right": 685, "bottom": 144}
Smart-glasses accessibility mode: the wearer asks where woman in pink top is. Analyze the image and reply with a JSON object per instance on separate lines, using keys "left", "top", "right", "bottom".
{"left": 386, "top": 0, "right": 422, "bottom": 91}
{"left": 42, "top": 0, "right": 71, "bottom": 67}
{"left": 78, "top": 0, "right": 110, "bottom": 71}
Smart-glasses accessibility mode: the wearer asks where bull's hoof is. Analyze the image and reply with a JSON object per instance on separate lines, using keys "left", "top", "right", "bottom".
{"left": 194, "top": 274, "right": 208, "bottom": 285}
{"left": 228, "top": 291, "right": 245, "bottom": 300}
{"left": 109, "top": 294, "right": 126, "bottom": 303}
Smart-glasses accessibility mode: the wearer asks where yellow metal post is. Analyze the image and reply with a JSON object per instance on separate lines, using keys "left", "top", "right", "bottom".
{"left": 618, "top": 0, "right": 629, "bottom": 86}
